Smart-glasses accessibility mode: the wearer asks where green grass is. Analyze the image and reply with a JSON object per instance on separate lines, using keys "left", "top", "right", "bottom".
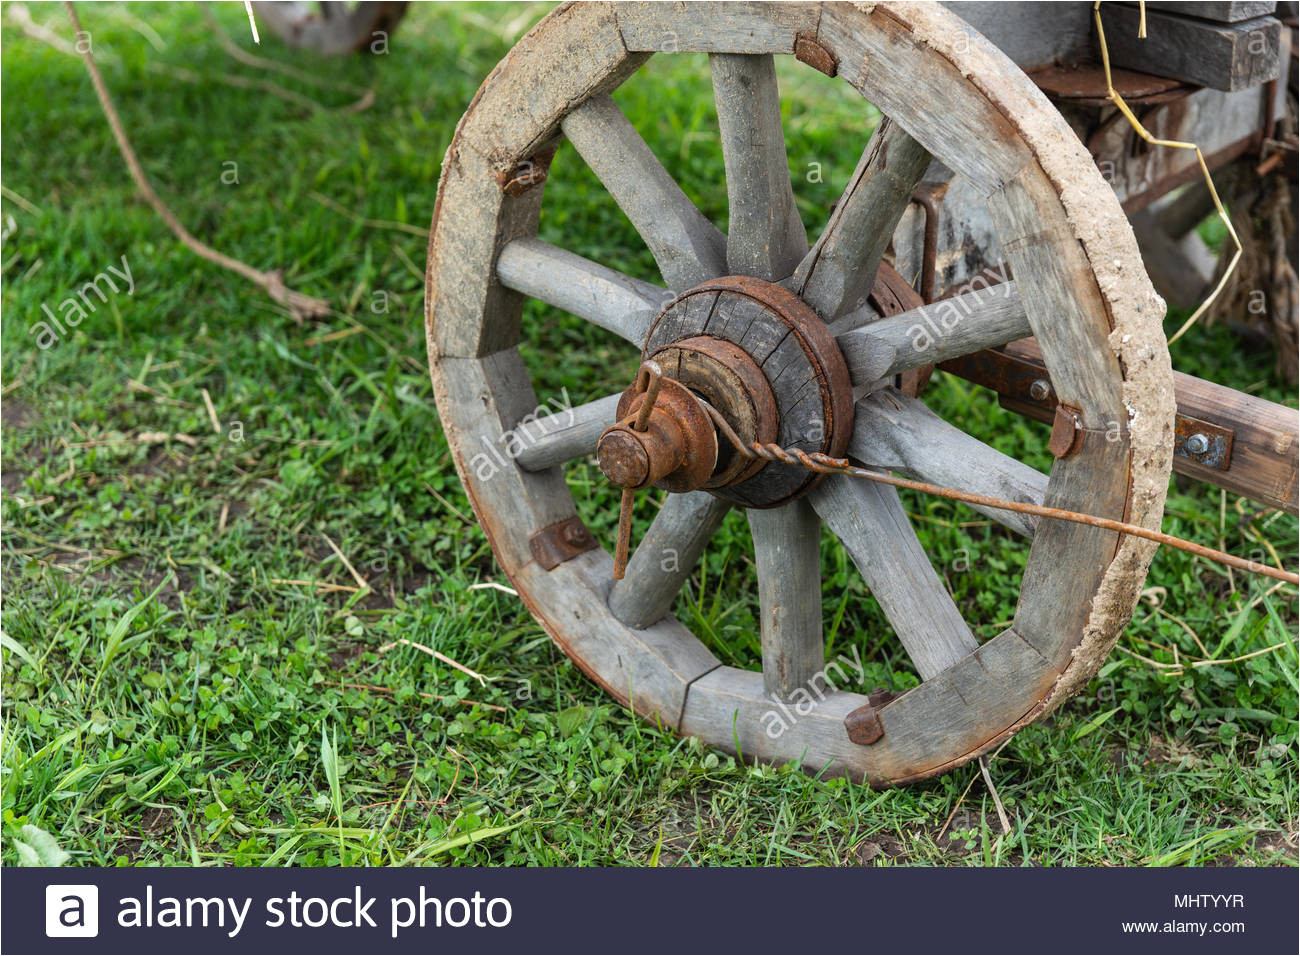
{"left": 2, "top": 2, "right": 1296, "bottom": 868}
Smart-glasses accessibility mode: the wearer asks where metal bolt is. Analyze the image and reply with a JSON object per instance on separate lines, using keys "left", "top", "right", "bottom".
{"left": 1028, "top": 379, "right": 1052, "bottom": 402}
{"left": 563, "top": 523, "right": 588, "bottom": 546}
{"left": 1185, "top": 433, "right": 1210, "bottom": 455}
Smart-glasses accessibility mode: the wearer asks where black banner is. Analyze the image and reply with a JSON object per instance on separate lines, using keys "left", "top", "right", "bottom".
{"left": 6, "top": 866, "right": 1297, "bottom": 955}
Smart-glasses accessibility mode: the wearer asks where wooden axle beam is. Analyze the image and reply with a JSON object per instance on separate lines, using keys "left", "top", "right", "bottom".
{"left": 939, "top": 338, "right": 1298, "bottom": 515}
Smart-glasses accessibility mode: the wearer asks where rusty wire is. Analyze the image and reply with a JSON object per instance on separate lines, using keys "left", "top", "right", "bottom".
{"left": 702, "top": 404, "right": 1299, "bottom": 586}
{"left": 612, "top": 363, "right": 664, "bottom": 580}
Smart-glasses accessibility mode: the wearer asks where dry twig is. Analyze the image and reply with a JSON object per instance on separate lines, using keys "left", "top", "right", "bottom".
{"left": 321, "top": 533, "right": 371, "bottom": 592}
{"left": 377, "top": 638, "right": 488, "bottom": 686}
{"left": 979, "top": 755, "right": 1012, "bottom": 835}
{"left": 63, "top": 2, "right": 330, "bottom": 322}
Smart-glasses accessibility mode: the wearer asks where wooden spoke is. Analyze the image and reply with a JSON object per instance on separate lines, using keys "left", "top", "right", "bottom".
{"left": 608, "top": 492, "right": 731, "bottom": 629}
{"left": 513, "top": 394, "right": 622, "bottom": 473}
{"left": 497, "top": 238, "right": 666, "bottom": 347}
{"left": 810, "top": 475, "right": 977, "bottom": 681}
{"left": 850, "top": 389, "right": 1047, "bottom": 538}
{"left": 792, "top": 117, "right": 931, "bottom": 321}
{"left": 749, "top": 501, "right": 823, "bottom": 700}
{"left": 561, "top": 94, "right": 728, "bottom": 291}
{"left": 710, "top": 53, "right": 807, "bottom": 280}
{"left": 834, "top": 282, "right": 1031, "bottom": 384}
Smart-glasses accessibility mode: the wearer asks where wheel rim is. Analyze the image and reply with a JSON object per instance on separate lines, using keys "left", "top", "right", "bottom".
{"left": 425, "top": 1, "right": 1174, "bottom": 785}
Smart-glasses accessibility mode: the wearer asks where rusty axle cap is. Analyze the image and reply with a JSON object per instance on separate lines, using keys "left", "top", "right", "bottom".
{"left": 597, "top": 376, "right": 717, "bottom": 494}
{"left": 598, "top": 363, "right": 719, "bottom": 579}
{"left": 641, "top": 274, "right": 855, "bottom": 508}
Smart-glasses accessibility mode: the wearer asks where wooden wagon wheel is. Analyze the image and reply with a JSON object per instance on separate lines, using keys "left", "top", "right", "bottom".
{"left": 251, "top": 1, "right": 407, "bottom": 55}
{"left": 426, "top": 1, "right": 1176, "bottom": 785}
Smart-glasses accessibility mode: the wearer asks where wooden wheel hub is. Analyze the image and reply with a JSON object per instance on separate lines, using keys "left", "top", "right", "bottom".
{"left": 643, "top": 276, "right": 855, "bottom": 507}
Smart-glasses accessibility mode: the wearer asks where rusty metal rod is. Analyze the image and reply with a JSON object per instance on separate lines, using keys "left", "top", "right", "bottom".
{"left": 702, "top": 404, "right": 1299, "bottom": 586}
{"left": 613, "top": 487, "right": 635, "bottom": 580}
{"left": 632, "top": 361, "right": 662, "bottom": 432}
{"left": 612, "top": 362, "right": 664, "bottom": 580}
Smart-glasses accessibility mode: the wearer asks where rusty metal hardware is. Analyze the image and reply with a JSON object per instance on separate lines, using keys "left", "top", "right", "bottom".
{"left": 497, "top": 147, "right": 556, "bottom": 197}
{"left": 602, "top": 362, "right": 718, "bottom": 579}
{"left": 844, "top": 703, "right": 884, "bottom": 745}
{"left": 1174, "top": 415, "right": 1234, "bottom": 470}
{"left": 794, "top": 32, "right": 837, "bottom": 76}
{"left": 594, "top": 309, "right": 1294, "bottom": 586}
{"left": 1048, "top": 404, "right": 1085, "bottom": 459}
{"left": 702, "top": 403, "right": 1299, "bottom": 586}
{"left": 899, "top": 186, "right": 945, "bottom": 397}
{"left": 1029, "top": 63, "right": 1192, "bottom": 108}
{"left": 940, "top": 345, "right": 1240, "bottom": 471}
{"left": 908, "top": 183, "right": 946, "bottom": 305}
{"left": 643, "top": 274, "right": 854, "bottom": 508}
{"left": 602, "top": 372, "right": 718, "bottom": 494}
{"left": 529, "top": 516, "right": 598, "bottom": 571}
{"left": 647, "top": 335, "right": 777, "bottom": 489}
{"left": 939, "top": 347, "right": 1062, "bottom": 413}
{"left": 844, "top": 688, "right": 896, "bottom": 745}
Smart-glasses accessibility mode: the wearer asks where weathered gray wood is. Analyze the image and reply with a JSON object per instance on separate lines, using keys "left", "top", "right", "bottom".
{"left": 1088, "top": 86, "right": 1270, "bottom": 212}
{"left": 455, "top": 2, "right": 649, "bottom": 166}
{"left": 891, "top": 165, "right": 1007, "bottom": 298}
{"left": 561, "top": 94, "right": 728, "bottom": 291}
{"left": 749, "top": 501, "right": 823, "bottom": 700}
{"left": 677, "top": 627, "right": 1056, "bottom": 784}
{"left": 513, "top": 394, "right": 622, "bottom": 473}
{"left": 793, "top": 118, "right": 931, "bottom": 322}
{"left": 430, "top": 1, "right": 1172, "bottom": 785}
{"left": 1134, "top": 1, "right": 1277, "bottom": 24}
{"left": 497, "top": 238, "right": 666, "bottom": 346}
{"left": 988, "top": 173, "right": 1129, "bottom": 429}
{"left": 1098, "top": 5, "right": 1282, "bottom": 91}
{"left": 1129, "top": 207, "right": 1217, "bottom": 310}
{"left": 1000, "top": 338, "right": 1300, "bottom": 515}
{"left": 710, "top": 53, "right": 807, "bottom": 280}
{"left": 435, "top": 351, "right": 581, "bottom": 570}
{"left": 939, "top": 2, "right": 1094, "bottom": 72}
{"left": 810, "top": 476, "right": 978, "bottom": 681}
{"left": 617, "top": 1, "right": 819, "bottom": 54}
{"left": 816, "top": 3, "right": 1034, "bottom": 193}
{"left": 849, "top": 389, "right": 1048, "bottom": 539}
{"left": 988, "top": 170, "right": 1136, "bottom": 672}
{"left": 834, "top": 282, "right": 1030, "bottom": 383}
{"left": 516, "top": 549, "right": 722, "bottom": 728}
{"left": 428, "top": 144, "right": 545, "bottom": 358}
{"left": 1151, "top": 162, "right": 1247, "bottom": 238}
{"left": 433, "top": 353, "right": 719, "bottom": 727}
{"left": 608, "top": 492, "right": 731, "bottom": 629}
